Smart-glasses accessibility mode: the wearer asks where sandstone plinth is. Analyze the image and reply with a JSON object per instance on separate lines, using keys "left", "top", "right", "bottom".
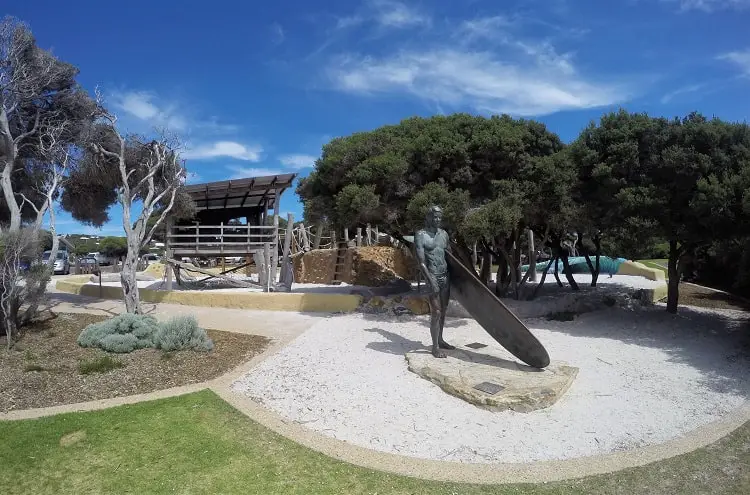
{"left": 406, "top": 346, "right": 577, "bottom": 413}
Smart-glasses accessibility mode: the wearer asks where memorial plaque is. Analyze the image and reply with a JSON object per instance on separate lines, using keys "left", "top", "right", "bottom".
{"left": 473, "top": 381, "right": 504, "bottom": 395}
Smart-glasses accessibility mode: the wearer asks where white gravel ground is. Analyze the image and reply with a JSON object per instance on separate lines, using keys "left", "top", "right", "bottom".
{"left": 232, "top": 305, "right": 750, "bottom": 463}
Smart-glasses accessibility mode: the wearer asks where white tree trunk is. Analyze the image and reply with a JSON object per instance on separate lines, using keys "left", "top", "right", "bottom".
{"left": 121, "top": 240, "right": 142, "bottom": 314}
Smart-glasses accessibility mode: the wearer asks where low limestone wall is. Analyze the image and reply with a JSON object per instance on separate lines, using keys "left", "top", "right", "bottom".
{"left": 357, "top": 283, "right": 667, "bottom": 318}
{"left": 616, "top": 260, "right": 665, "bottom": 281}
{"left": 55, "top": 278, "right": 362, "bottom": 313}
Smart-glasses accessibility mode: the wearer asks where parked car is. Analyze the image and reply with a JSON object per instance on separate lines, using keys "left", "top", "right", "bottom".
{"left": 42, "top": 250, "right": 70, "bottom": 275}
{"left": 86, "top": 252, "right": 112, "bottom": 266}
{"left": 142, "top": 253, "right": 160, "bottom": 263}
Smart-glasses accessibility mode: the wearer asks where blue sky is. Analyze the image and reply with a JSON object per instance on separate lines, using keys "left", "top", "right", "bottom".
{"left": 8, "top": 0, "right": 750, "bottom": 236}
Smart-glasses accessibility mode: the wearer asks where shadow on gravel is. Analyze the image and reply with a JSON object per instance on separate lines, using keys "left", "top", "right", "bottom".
{"left": 530, "top": 305, "right": 750, "bottom": 398}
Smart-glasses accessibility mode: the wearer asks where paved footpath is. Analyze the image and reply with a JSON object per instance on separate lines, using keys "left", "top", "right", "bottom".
{"left": 2, "top": 288, "right": 748, "bottom": 485}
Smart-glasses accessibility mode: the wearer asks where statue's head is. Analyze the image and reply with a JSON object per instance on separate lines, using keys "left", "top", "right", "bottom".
{"left": 425, "top": 205, "right": 443, "bottom": 229}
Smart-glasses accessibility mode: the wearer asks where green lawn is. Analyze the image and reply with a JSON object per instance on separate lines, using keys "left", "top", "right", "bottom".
{"left": 1, "top": 390, "right": 747, "bottom": 494}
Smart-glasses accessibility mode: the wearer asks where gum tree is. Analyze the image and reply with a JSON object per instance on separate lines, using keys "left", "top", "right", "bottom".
{"left": 63, "top": 99, "right": 186, "bottom": 314}
{"left": 0, "top": 17, "right": 98, "bottom": 342}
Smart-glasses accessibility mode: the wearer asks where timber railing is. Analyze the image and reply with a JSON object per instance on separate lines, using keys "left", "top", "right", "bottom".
{"left": 167, "top": 224, "right": 277, "bottom": 254}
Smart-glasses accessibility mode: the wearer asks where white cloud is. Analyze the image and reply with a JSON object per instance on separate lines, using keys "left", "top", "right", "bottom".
{"left": 111, "top": 91, "right": 187, "bottom": 131}
{"left": 328, "top": 47, "right": 627, "bottom": 116}
{"left": 718, "top": 48, "right": 750, "bottom": 76}
{"left": 370, "top": 0, "right": 430, "bottom": 28}
{"left": 661, "top": 0, "right": 750, "bottom": 11}
{"left": 279, "top": 154, "right": 317, "bottom": 169}
{"left": 183, "top": 141, "right": 263, "bottom": 161}
{"left": 227, "top": 166, "right": 285, "bottom": 179}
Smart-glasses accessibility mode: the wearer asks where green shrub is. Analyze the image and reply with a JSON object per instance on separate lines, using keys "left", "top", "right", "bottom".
{"left": 77, "top": 314, "right": 160, "bottom": 353}
{"left": 79, "top": 355, "right": 124, "bottom": 375}
{"left": 77, "top": 314, "right": 213, "bottom": 353}
{"left": 154, "top": 315, "right": 214, "bottom": 352}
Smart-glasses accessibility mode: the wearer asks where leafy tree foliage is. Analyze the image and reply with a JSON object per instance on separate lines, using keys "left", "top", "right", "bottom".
{"left": 300, "top": 109, "right": 750, "bottom": 312}
{"left": 571, "top": 110, "right": 750, "bottom": 312}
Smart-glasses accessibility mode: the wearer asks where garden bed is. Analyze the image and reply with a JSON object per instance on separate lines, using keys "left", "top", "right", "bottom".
{"left": 679, "top": 283, "right": 750, "bottom": 311}
{"left": 0, "top": 312, "right": 269, "bottom": 412}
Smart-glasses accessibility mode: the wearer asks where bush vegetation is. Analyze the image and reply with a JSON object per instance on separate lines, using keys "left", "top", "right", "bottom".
{"left": 77, "top": 314, "right": 213, "bottom": 354}
{"left": 155, "top": 315, "right": 214, "bottom": 352}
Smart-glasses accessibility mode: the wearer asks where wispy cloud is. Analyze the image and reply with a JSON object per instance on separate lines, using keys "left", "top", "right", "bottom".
{"left": 328, "top": 46, "right": 627, "bottom": 116}
{"left": 334, "top": 0, "right": 429, "bottom": 31}
{"left": 660, "top": 83, "right": 705, "bottom": 103}
{"left": 661, "top": 0, "right": 750, "bottom": 11}
{"left": 271, "top": 22, "right": 285, "bottom": 44}
{"left": 335, "top": 15, "right": 364, "bottom": 29}
{"left": 110, "top": 90, "right": 241, "bottom": 137}
{"left": 457, "top": 16, "right": 512, "bottom": 41}
{"left": 279, "top": 154, "right": 317, "bottom": 169}
{"left": 227, "top": 166, "right": 286, "bottom": 179}
{"left": 112, "top": 91, "right": 187, "bottom": 131}
{"left": 183, "top": 141, "right": 263, "bottom": 161}
{"left": 718, "top": 48, "right": 750, "bottom": 76}
{"left": 323, "top": 10, "right": 631, "bottom": 116}
{"left": 370, "top": 0, "right": 430, "bottom": 28}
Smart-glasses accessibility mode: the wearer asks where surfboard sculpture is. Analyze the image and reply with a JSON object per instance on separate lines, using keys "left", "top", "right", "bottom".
{"left": 403, "top": 236, "right": 550, "bottom": 369}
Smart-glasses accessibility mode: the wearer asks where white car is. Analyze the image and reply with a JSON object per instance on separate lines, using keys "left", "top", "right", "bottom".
{"left": 88, "top": 252, "right": 112, "bottom": 266}
{"left": 43, "top": 250, "right": 70, "bottom": 275}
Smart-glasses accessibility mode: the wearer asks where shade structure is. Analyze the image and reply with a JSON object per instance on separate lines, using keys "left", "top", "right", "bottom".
{"left": 182, "top": 173, "right": 297, "bottom": 212}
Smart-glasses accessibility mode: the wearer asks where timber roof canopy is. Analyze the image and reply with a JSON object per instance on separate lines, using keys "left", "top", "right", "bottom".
{"left": 182, "top": 173, "right": 297, "bottom": 211}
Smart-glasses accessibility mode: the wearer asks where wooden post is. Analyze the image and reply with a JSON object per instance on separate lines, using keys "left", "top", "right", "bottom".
{"left": 280, "top": 213, "right": 294, "bottom": 285}
{"left": 365, "top": 224, "right": 372, "bottom": 246}
{"left": 331, "top": 229, "right": 337, "bottom": 250}
{"left": 270, "top": 190, "right": 280, "bottom": 285}
{"left": 313, "top": 224, "right": 323, "bottom": 250}
{"left": 343, "top": 228, "right": 349, "bottom": 245}
{"left": 528, "top": 229, "right": 537, "bottom": 282}
{"left": 165, "top": 216, "right": 174, "bottom": 290}
{"left": 374, "top": 226, "right": 379, "bottom": 245}
{"left": 264, "top": 242, "right": 271, "bottom": 292}
{"left": 302, "top": 226, "right": 311, "bottom": 251}
{"left": 356, "top": 227, "right": 362, "bottom": 247}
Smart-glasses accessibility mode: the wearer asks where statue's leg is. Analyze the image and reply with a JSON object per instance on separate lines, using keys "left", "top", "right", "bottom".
{"left": 429, "top": 292, "right": 446, "bottom": 358}
{"left": 438, "top": 281, "right": 454, "bottom": 349}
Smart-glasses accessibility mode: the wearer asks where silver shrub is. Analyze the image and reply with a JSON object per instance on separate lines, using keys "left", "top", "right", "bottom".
{"left": 78, "top": 314, "right": 213, "bottom": 353}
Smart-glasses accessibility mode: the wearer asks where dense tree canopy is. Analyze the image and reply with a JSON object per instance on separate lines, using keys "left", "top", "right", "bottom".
{"left": 298, "top": 113, "right": 563, "bottom": 234}
{"left": 570, "top": 110, "right": 750, "bottom": 311}
{"left": 298, "top": 110, "right": 750, "bottom": 311}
